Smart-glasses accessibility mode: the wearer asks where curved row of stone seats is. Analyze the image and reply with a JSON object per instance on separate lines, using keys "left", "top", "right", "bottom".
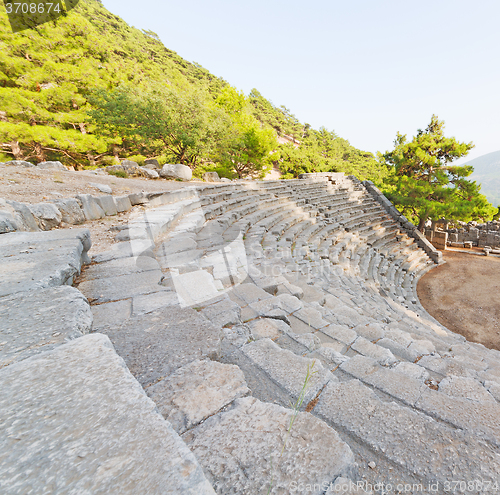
{"left": 76, "top": 182, "right": 362, "bottom": 492}
{"left": 5, "top": 176, "right": 500, "bottom": 491}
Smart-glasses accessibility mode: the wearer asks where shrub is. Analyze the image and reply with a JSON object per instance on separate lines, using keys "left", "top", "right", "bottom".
{"left": 107, "top": 169, "right": 128, "bottom": 178}
{"left": 125, "top": 154, "right": 147, "bottom": 166}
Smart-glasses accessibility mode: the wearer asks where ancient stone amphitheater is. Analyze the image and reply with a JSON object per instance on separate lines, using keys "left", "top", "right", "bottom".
{"left": 1, "top": 173, "right": 500, "bottom": 494}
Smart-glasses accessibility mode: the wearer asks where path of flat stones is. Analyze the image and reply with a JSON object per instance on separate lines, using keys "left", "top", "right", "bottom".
{"left": 1, "top": 175, "right": 500, "bottom": 494}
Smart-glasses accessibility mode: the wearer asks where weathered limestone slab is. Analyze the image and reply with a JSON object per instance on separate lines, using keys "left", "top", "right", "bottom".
{"left": 89, "top": 182, "right": 112, "bottom": 194}
{"left": 314, "top": 379, "right": 500, "bottom": 483}
{"left": 51, "top": 198, "right": 85, "bottom": 225}
{"left": 0, "top": 210, "right": 17, "bottom": 233}
{"left": 157, "top": 236, "right": 198, "bottom": 257}
{"left": 438, "top": 376, "right": 496, "bottom": 403}
{"left": 4, "top": 160, "right": 35, "bottom": 167}
{"left": 171, "top": 270, "right": 221, "bottom": 307}
{"left": 37, "top": 160, "right": 66, "bottom": 170}
{"left": 352, "top": 322, "right": 385, "bottom": 341}
{"left": 114, "top": 195, "right": 133, "bottom": 212}
{"left": 276, "top": 293, "right": 303, "bottom": 312}
{"left": 228, "top": 283, "right": 273, "bottom": 306}
{"left": 27, "top": 202, "right": 62, "bottom": 230}
{"left": 0, "top": 286, "right": 92, "bottom": 369}
{"left": 0, "top": 334, "right": 215, "bottom": 494}
{"left": 415, "top": 387, "right": 500, "bottom": 446}
{"left": 331, "top": 306, "right": 369, "bottom": 328}
{"left": 340, "top": 356, "right": 426, "bottom": 406}
{"left": 351, "top": 337, "right": 397, "bottom": 365}
{"left": 199, "top": 295, "right": 241, "bottom": 327}
{"left": 292, "top": 306, "right": 329, "bottom": 330}
{"left": 78, "top": 270, "right": 167, "bottom": 304}
{"left": 0, "top": 229, "right": 91, "bottom": 296}
{"left": 103, "top": 306, "right": 221, "bottom": 387}
{"left": 81, "top": 255, "right": 160, "bottom": 281}
{"left": 160, "top": 163, "right": 192, "bottom": 181}
{"left": 92, "top": 239, "right": 155, "bottom": 262}
{"left": 132, "top": 290, "right": 180, "bottom": 316}
{"left": 91, "top": 299, "right": 132, "bottom": 331}
{"left": 183, "top": 396, "right": 356, "bottom": 495}
{"left": 94, "top": 194, "right": 118, "bottom": 216}
{"left": 5, "top": 199, "right": 39, "bottom": 231}
{"left": 247, "top": 318, "right": 290, "bottom": 340}
{"left": 241, "top": 338, "right": 333, "bottom": 404}
{"left": 320, "top": 324, "right": 358, "bottom": 345}
{"left": 392, "top": 361, "right": 429, "bottom": 382}
{"left": 147, "top": 359, "right": 249, "bottom": 434}
{"left": 75, "top": 194, "right": 105, "bottom": 220}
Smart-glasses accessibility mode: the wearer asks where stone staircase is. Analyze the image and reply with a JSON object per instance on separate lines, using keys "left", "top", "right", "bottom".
{"left": 1, "top": 174, "right": 500, "bottom": 494}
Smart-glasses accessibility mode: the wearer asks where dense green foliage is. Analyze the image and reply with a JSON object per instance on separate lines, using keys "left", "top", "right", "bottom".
{"left": 278, "top": 127, "right": 386, "bottom": 182}
{"left": 0, "top": 0, "right": 382, "bottom": 181}
{"left": 382, "top": 116, "right": 496, "bottom": 229}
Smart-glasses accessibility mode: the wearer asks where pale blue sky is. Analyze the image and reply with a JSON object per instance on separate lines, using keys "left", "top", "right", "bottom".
{"left": 101, "top": 0, "right": 500, "bottom": 163}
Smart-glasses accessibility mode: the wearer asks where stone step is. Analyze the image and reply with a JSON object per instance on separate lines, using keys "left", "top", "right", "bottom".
{"left": 313, "top": 378, "right": 500, "bottom": 484}
{"left": 0, "top": 228, "right": 91, "bottom": 296}
{"left": 0, "top": 285, "right": 92, "bottom": 369}
{"left": 183, "top": 396, "right": 357, "bottom": 495}
{"left": 0, "top": 334, "right": 215, "bottom": 494}
{"left": 233, "top": 337, "right": 333, "bottom": 407}
{"left": 99, "top": 306, "right": 222, "bottom": 387}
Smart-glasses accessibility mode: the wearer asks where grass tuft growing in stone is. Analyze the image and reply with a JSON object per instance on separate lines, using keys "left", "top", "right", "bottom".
{"left": 267, "top": 360, "right": 318, "bottom": 495}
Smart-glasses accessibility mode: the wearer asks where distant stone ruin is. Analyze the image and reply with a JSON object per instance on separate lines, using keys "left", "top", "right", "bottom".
{"left": 423, "top": 220, "right": 500, "bottom": 254}
{"left": 1, "top": 174, "right": 500, "bottom": 493}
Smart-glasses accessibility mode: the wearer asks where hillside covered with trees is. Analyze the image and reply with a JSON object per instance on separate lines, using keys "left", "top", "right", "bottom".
{"left": 468, "top": 150, "right": 500, "bottom": 207}
{"left": 0, "top": 0, "right": 383, "bottom": 181}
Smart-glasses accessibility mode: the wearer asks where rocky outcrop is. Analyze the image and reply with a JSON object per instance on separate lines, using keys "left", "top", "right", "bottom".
{"left": 160, "top": 163, "right": 192, "bottom": 181}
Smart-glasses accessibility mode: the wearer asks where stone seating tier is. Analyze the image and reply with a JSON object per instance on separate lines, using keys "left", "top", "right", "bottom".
{"left": 2, "top": 174, "right": 499, "bottom": 492}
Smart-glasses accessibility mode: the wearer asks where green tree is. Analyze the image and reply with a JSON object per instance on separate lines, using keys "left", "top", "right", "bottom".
{"left": 89, "top": 86, "right": 229, "bottom": 167}
{"left": 214, "top": 86, "right": 278, "bottom": 178}
{"left": 383, "top": 115, "right": 496, "bottom": 230}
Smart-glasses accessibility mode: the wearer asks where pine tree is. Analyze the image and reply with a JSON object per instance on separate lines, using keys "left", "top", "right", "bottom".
{"left": 382, "top": 115, "right": 496, "bottom": 229}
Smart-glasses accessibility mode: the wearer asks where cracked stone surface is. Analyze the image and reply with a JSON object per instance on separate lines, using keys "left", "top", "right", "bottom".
{"left": 0, "top": 286, "right": 92, "bottom": 368}
{"left": 240, "top": 338, "right": 333, "bottom": 404}
{"left": 183, "top": 396, "right": 356, "bottom": 495}
{"left": 102, "top": 306, "right": 222, "bottom": 387}
{"left": 0, "top": 334, "right": 215, "bottom": 494}
{"left": 146, "top": 359, "right": 249, "bottom": 434}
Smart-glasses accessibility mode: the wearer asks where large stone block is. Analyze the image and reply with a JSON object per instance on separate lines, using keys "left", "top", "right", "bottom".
{"left": 102, "top": 306, "right": 222, "bottom": 387}
{"left": 51, "top": 197, "right": 85, "bottom": 224}
{"left": 160, "top": 163, "right": 192, "bottom": 181}
{"left": 147, "top": 359, "right": 249, "bottom": 434}
{"left": 240, "top": 338, "right": 333, "bottom": 404}
{"left": 75, "top": 194, "right": 105, "bottom": 220}
{"left": 314, "top": 379, "right": 500, "bottom": 483}
{"left": 37, "top": 160, "right": 66, "bottom": 170}
{"left": 140, "top": 166, "right": 159, "bottom": 179}
{"left": 78, "top": 270, "right": 167, "bottom": 304}
{"left": 27, "top": 202, "right": 62, "bottom": 230}
{"left": 5, "top": 199, "right": 39, "bottom": 231}
{"left": 114, "top": 195, "right": 133, "bottom": 212}
{"left": 4, "top": 160, "right": 35, "bottom": 167}
{"left": 0, "top": 334, "right": 216, "bottom": 494}
{"left": 183, "top": 396, "right": 356, "bottom": 494}
{"left": 0, "top": 286, "right": 92, "bottom": 368}
{"left": 94, "top": 194, "right": 118, "bottom": 216}
{"left": 0, "top": 229, "right": 91, "bottom": 296}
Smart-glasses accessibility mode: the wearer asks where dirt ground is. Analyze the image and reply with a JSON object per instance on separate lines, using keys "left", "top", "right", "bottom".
{"left": 0, "top": 164, "right": 192, "bottom": 204}
{"left": 418, "top": 250, "right": 500, "bottom": 350}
